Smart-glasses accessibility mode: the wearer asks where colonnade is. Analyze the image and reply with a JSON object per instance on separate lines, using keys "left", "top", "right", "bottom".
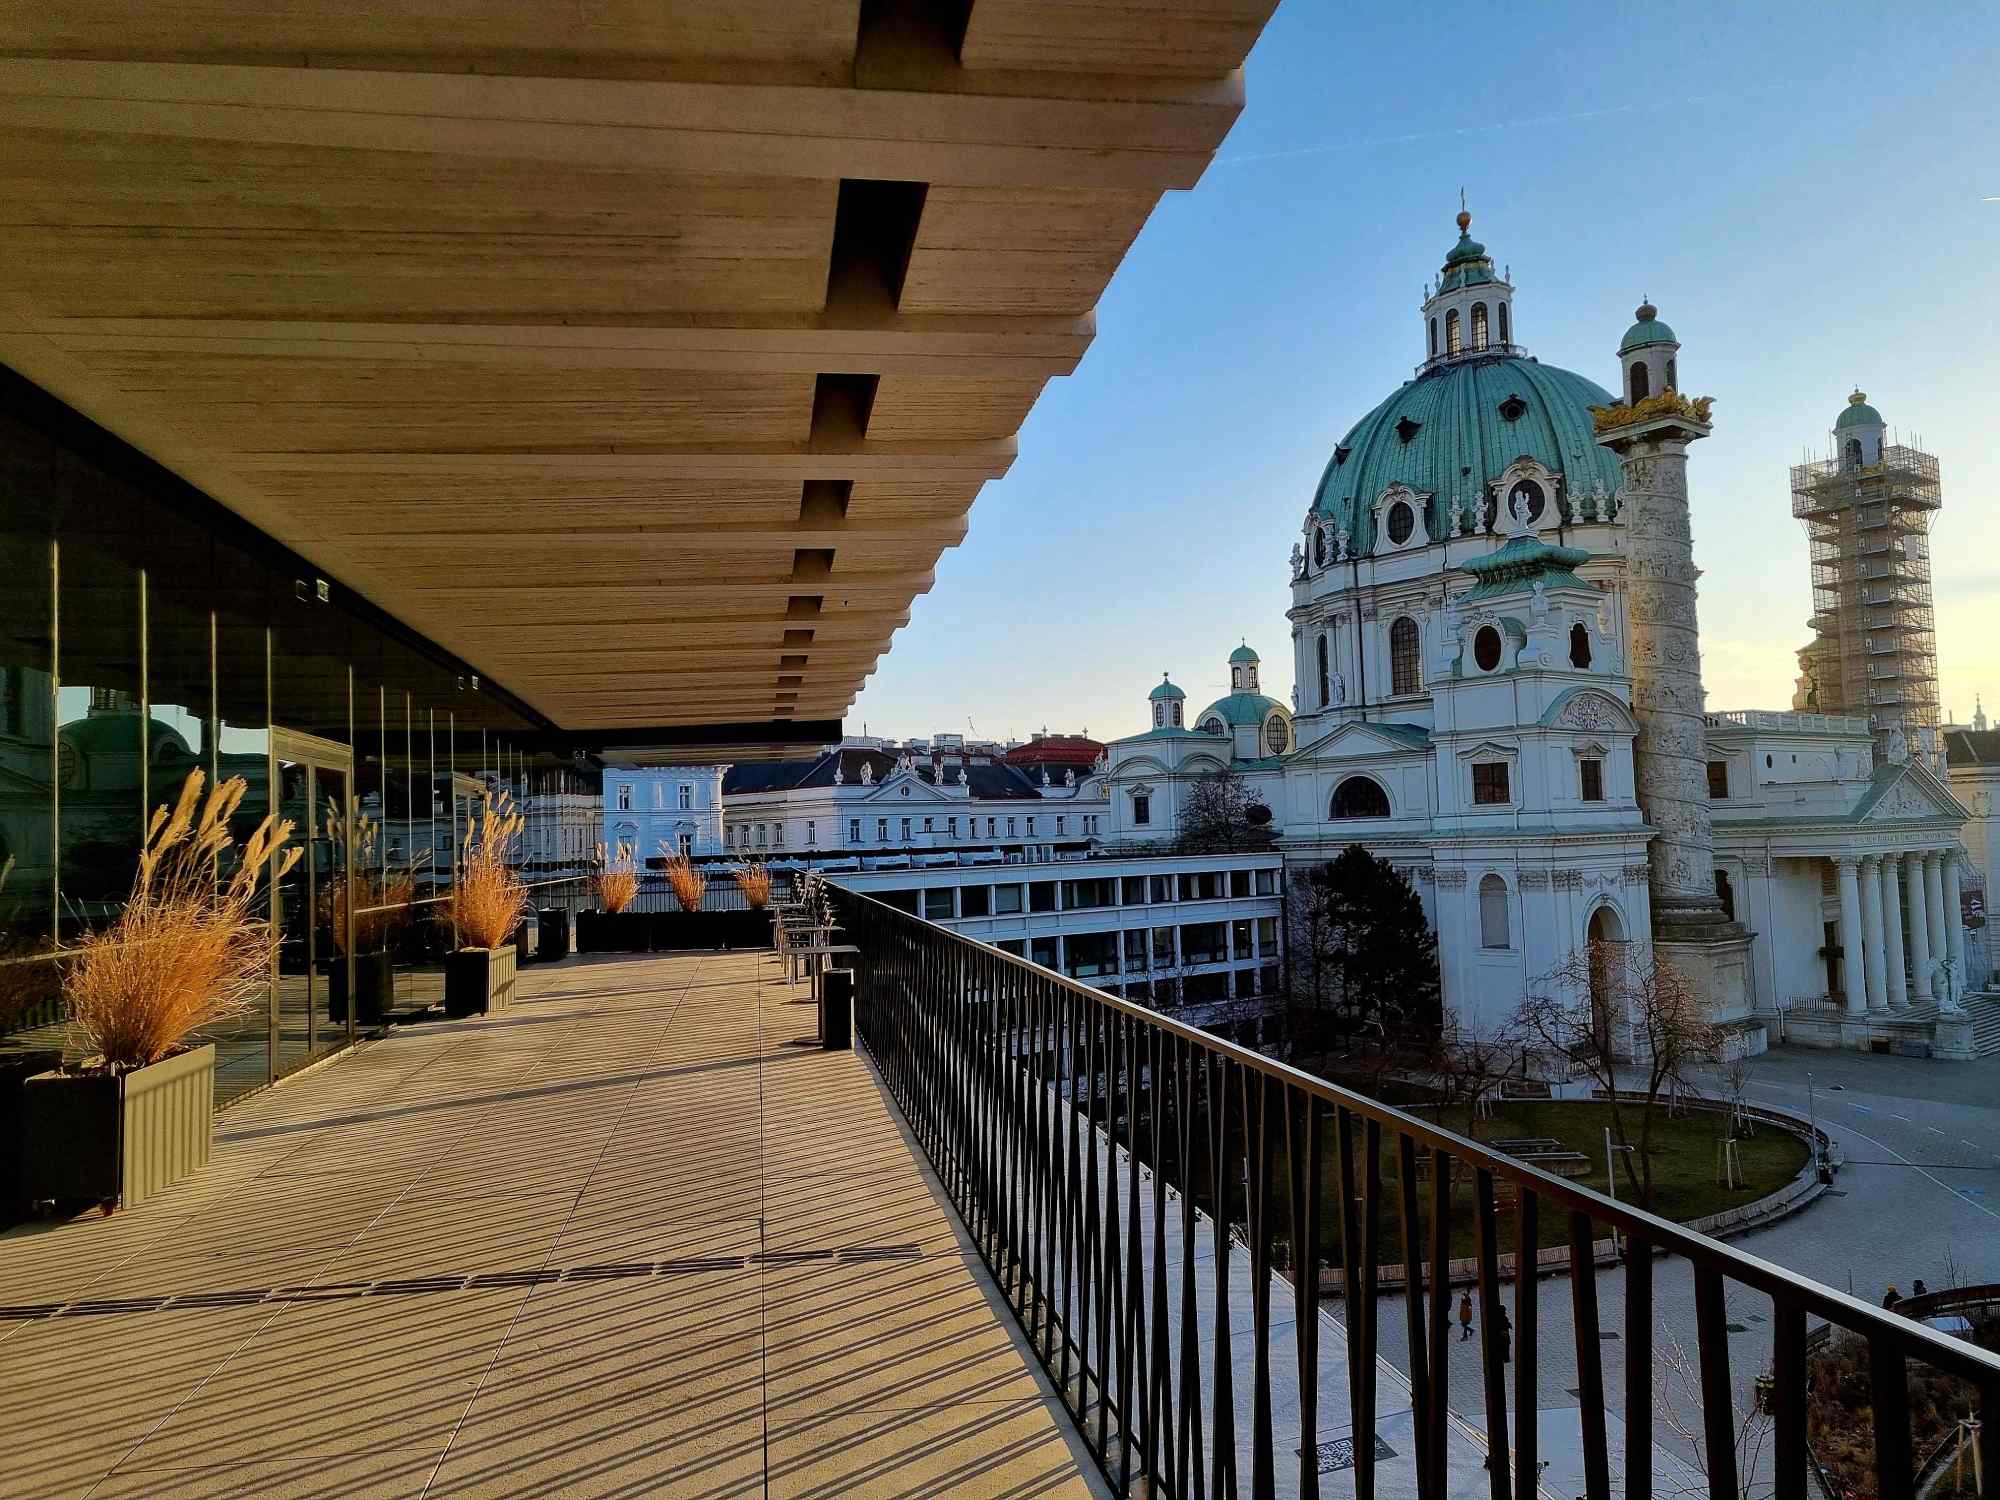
{"left": 1832, "top": 849, "right": 1968, "bottom": 1016}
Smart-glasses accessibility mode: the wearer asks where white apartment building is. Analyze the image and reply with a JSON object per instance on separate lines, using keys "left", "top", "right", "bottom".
{"left": 603, "top": 766, "right": 727, "bottom": 862}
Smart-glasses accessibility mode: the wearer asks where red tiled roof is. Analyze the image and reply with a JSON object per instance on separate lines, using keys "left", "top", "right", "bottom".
{"left": 1000, "top": 735, "right": 1104, "bottom": 766}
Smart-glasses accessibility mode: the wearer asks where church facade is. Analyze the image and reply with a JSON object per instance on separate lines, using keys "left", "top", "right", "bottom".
{"left": 1102, "top": 212, "right": 1980, "bottom": 1057}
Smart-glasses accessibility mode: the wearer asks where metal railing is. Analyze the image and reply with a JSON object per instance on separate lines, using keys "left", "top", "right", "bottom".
{"left": 830, "top": 886, "right": 2000, "bottom": 1500}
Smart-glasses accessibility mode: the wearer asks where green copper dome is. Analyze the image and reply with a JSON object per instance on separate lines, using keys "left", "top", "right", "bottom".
{"left": 1227, "top": 643, "right": 1260, "bottom": 664}
{"left": 1195, "top": 691, "right": 1283, "bottom": 730}
{"left": 1618, "top": 301, "right": 1677, "bottom": 353}
{"left": 1310, "top": 356, "right": 1625, "bottom": 554}
{"left": 1148, "top": 674, "right": 1184, "bottom": 702}
{"left": 1835, "top": 389, "right": 1883, "bottom": 429}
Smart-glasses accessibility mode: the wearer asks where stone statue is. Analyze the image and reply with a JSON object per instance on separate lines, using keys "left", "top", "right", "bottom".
{"left": 1063, "top": 768, "right": 1075, "bottom": 787}
{"left": 1329, "top": 670, "right": 1346, "bottom": 706}
{"left": 833, "top": 764, "right": 844, "bottom": 786}
{"left": 1289, "top": 541, "right": 1304, "bottom": 579}
{"left": 1885, "top": 723, "right": 1909, "bottom": 765}
{"left": 1041, "top": 766, "right": 1051, "bottom": 787}
{"left": 1531, "top": 578, "right": 1550, "bottom": 622}
{"left": 1290, "top": 684, "right": 1300, "bottom": 710}
{"left": 860, "top": 761, "right": 874, "bottom": 785}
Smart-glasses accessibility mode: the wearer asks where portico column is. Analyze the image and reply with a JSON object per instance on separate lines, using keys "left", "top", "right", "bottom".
{"left": 1834, "top": 857, "right": 1867, "bottom": 1017}
{"left": 1858, "top": 854, "right": 1888, "bottom": 1012}
{"left": 1944, "top": 854, "right": 1968, "bottom": 1003}
{"left": 1923, "top": 853, "right": 1948, "bottom": 982}
{"left": 1879, "top": 854, "right": 1910, "bottom": 1010}
{"left": 1905, "top": 853, "right": 1934, "bottom": 1004}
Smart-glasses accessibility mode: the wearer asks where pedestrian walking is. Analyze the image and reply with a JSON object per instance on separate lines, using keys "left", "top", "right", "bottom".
{"left": 1912, "top": 1279, "right": 1929, "bottom": 1299}
{"left": 1458, "top": 1291, "right": 1474, "bottom": 1342}
{"left": 1499, "top": 1306, "right": 1513, "bottom": 1364}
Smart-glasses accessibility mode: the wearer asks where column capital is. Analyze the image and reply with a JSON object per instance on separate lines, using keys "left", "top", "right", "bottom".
{"left": 1833, "top": 854, "right": 1861, "bottom": 874}
{"left": 1858, "top": 852, "right": 1880, "bottom": 870}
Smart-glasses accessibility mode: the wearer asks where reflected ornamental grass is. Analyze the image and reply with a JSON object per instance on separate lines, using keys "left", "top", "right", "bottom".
{"left": 450, "top": 799, "right": 527, "bottom": 950}
{"left": 66, "top": 769, "right": 298, "bottom": 1072}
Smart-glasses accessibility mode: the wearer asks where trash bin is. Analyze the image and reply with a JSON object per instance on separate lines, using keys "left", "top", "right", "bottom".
{"left": 820, "top": 968, "right": 853, "bottom": 1052}
{"left": 536, "top": 908, "right": 571, "bottom": 963}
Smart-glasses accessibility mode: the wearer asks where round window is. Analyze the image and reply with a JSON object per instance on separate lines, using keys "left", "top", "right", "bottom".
{"left": 1312, "top": 528, "right": 1327, "bottom": 567}
{"left": 1474, "top": 625, "right": 1503, "bottom": 672}
{"left": 1386, "top": 501, "right": 1415, "bottom": 545}
{"left": 1507, "top": 479, "right": 1546, "bottom": 525}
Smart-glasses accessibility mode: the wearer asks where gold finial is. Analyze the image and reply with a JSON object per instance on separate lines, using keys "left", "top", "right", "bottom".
{"left": 1456, "top": 188, "right": 1471, "bottom": 233}
{"left": 1849, "top": 388, "right": 1868, "bottom": 405}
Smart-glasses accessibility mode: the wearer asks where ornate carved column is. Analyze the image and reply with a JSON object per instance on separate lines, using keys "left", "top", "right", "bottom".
{"left": 1596, "top": 397, "right": 1753, "bottom": 1018}
{"left": 1879, "top": 854, "right": 1910, "bottom": 1009}
{"left": 1834, "top": 857, "right": 1867, "bottom": 1017}
{"left": 1858, "top": 854, "right": 1888, "bottom": 1012}
{"left": 1905, "top": 854, "right": 1934, "bottom": 1004}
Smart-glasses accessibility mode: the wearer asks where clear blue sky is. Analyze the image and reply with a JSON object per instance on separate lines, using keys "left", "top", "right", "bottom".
{"left": 849, "top": 0, "right": 1999, "bottom": 744}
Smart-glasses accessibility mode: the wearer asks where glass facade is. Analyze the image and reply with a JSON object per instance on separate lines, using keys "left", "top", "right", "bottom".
{"left": 0, "top": 376, "right": 601, "bottom": 1106}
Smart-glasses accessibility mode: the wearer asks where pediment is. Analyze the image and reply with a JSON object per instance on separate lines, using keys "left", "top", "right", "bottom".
{"left": 864, "top": 772, "right": 952, "bottom": 803}
{"left": 1292, "top": 720, "right": 1430, "bottom": 762}
{"left": 1538, "top": 687, "right": 1639, "bottom": 734}
{"left": 1860, "top": 764, "right": 1968, "bottom": 824}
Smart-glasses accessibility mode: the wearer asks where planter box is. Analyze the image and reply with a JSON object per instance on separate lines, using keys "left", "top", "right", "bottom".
{"left": 20, "top": 1044, "right": 216, "bottom": 1211}
{"left": 536, "top": 908, "right": 571, "bottom": 963}
{"left": 651, "top": 909, "right": 774, "bottom": 952}
{"left": 2, "top": 1045, "right": 65, "bottom": 1225}
{"left": 328, "top": 950, "right": 394, "bottom": 1025}
{"left": 512, "top": 920, "right": 533, "bottom": 966}
{"left": 444, "top": 944, "right": 518, "bottom": 1017}
{"left": 582, "top": 911, "right": 648, "bottom": 953}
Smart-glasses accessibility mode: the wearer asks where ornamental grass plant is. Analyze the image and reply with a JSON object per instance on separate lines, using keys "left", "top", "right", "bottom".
{"left": 733, "top": 863, "right": 772, "bottom": 910}
{"left": 324, "top": 812, "right": 423, "bottom": 953}
{"left": 66, "top": 770, "right": 298, "bottom": 1073}
{"left": 593, "top": 843, "right": 639, "bottom": 914}
{"left": 663, "top": 851, "right": 707, "bottom": 914}
{"left": 450, "top": 798, "right": 528, "bottom": 950}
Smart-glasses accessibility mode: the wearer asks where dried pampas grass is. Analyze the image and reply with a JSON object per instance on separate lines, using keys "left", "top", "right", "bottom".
{"left": 733, "top": 863, "right": 772, "bottom": 910}
{"left": 593, "top": 843, "right": 639, "bottom": 914}
{"left": 663, "top": 851, "right": 707, "bottom": 913}
{"left": 450, "top": 798, "right": 528, "bottom": 951}
{"left": 66, "top": 770, "right": 299, "bottom": 1073}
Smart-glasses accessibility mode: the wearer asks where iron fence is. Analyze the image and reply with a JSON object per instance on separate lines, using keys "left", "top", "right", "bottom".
{"left": 829, "top": 886, "right": 2000, "bottom": 1500}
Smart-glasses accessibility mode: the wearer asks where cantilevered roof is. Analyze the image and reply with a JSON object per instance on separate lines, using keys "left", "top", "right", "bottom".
{"left": 0, "top": 0, "right": 1277, "bottom": 752}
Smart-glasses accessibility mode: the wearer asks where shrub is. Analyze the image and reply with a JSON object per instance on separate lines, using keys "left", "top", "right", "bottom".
{"left": 65, "top": 770, "right": 298, "bottom": 1072}
{"left": 450, "top": 798, "right": 527, "bottom": 950}
{"left": 593, "top": 843, "right": 639, "bottom": 914}
{"left": 734, "top": 863, "right": 772, "bottom": 910}
{"left": 663, "top": 852, "right": 707, "bottom": 914}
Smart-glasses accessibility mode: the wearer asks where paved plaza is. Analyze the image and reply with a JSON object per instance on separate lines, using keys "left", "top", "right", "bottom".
{"left": 0, "top": 951, "right": 1105, "bottom": 1499}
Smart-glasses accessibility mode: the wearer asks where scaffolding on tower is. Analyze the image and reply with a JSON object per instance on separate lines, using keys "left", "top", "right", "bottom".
{"left": 1790, "top": 441, "right": 1942, "bottom": 734}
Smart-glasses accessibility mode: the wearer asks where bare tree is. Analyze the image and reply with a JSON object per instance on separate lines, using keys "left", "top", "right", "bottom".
{"left": 1176, "top": 770, "right": 1276, "bottom": 855}
{"left": 1515, "top": 942, "right": 1723, "bottom": 1208}
{"left": 1657, "top": 1326, "right": 1771, "bottom": 1500}
{"left": 1429, "top": 1019, "right": 1524, "bottom": 1141}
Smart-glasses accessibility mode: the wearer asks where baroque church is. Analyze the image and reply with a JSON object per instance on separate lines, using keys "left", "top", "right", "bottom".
{"left": 1102, "top": 211, "right": 1981, "bottom": 1058}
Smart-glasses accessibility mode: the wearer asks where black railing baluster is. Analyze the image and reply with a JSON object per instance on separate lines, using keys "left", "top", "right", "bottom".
{"left": 1980, "top": 1384, "right": 1999, "bottom": 1500}
{"left": 1568, "top": 1210, "right": 1609, "bottom": 1500}
{"left": 1625, "top": 1233, "right": 1653, "bottom": 1500}
{"left": 1771, "top": 1300, "right": 1806, "bottom": 1500}
{"left": 1149, "top": 1023, "right": 1174, "bottom": 1488}
{"left": 1084, "top": 1006, "right": 1107, "bottom": 1461}
{"left": 1293, "top": 1095, "right": 1326, "bottom": 1500}
{"left": 1426, "top": 1149, "right": 1450, "bottom": 1481}
{"left": 1512, "top": 1190, "right": 1537, "bottom": 1500}
{"left": 1059, "top": 985, "right": 1079, "bottom": 1407}
{"left": 1176, "top": 1034, "right": 1205, "bottom": 1500}
{"left": 1397, "top": 1134, "right": 1434, "bottom": 1500}
{"left": 1209, "top": 1052, "right": 1237, "bottom": 1500}
{"left": 1694, "top": 1267, "right": 1741, "bottom": 1500}
{"left": 1247, "top": 1069, "right": 1275, "bottom": 1500}
{"left": 1868, "top": 1335, "right": 1914, "bottom": 1500}
{"left": 1110, "top": 1012, "right": 1132, "bottom": 1491}
{"left": 1356, "top": 1118, "right": 1381, "bottom": 1500}
{"left": 1474, "top": 1169, "right": 1510, "bottom": 1500}
{"left": 1335, "top": 1106, "right": 1362, "bottom": 1466}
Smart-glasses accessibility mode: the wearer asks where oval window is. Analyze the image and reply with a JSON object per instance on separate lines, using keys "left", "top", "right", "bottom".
{"left": 1474, "top": 625, "right": 1503, "bottom": 672}
{"left": 1507, "top": 479, "right": 1545, "bottom": 525}
{"left": 1386, "top": 501, "right": 1415, "bottom": 545}
{"left": 1312, "top": 528, "right": 1327, "bottom": 567}
{"left": 1264, "top": 715, "right": 1288, "bottom": 755}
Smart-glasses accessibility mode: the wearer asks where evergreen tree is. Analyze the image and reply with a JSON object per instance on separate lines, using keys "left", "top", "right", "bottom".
{"left": 1290, "top": 845, "right": 1442, "bottom": 1041}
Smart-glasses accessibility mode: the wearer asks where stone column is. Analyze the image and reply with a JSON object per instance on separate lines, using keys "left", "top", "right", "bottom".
{"left": 1858, "top": 854, "right": 1888, "bottom": 1012}
{"left": 1879, "top": 854, "right": 1910, "bottom": 1009}
{"left": 1944, "top": 853, "right": 1968, "bottom": 1007}
{"left": 1923, "top": 853, "right": 1948, "bottom": 979}
{"left": 1834, "top": 857, "right": 1867, "bottom": 1017}
{"left": 1905, "top": 854, "right": 1934, "bottom": 1004}
{"left": 1599, "top": 417, "right": 1727, "bottom": 929}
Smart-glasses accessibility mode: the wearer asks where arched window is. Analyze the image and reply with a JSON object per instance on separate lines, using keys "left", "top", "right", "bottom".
{"left": 1154, "top": 702, "right": 1165, "bottom": 728}
{"left": 1445, "top": 308, "right": 1462, "bottom": 354}
{"left": 1629, "top": 361, "right": 1650, "bottom": 403}
{"left": 1331, "top": 777, "right": 1390, "bottom": 819}
{"left": 1570, "top": 623, "right": 1592, "bottom": 669}
{"left": 1714, "top": 869, "right": 1735, "bottom": 921}
{"left": 1199, "top": 716, "right": 1225, "bottom": 736}
{"left": 1264, "top": 715, "right": 1289, "bottom": 755}
{"left": 1316, "top": 633, "right": 1330, "bottom": 708}
{"left": 1231, "top": 665, "right": 1243, "bottom": 690}
{"left": 1497, "top": 301, "right": 1510, "bottom": 344}
{"left": 1664, "top": 356, "right": 1676, "bottom": 390}
{"left": 1843, "top": 438, "right": 1863, "bottom": 470}
{"left": 1471, "top": 302, "right": 1489, "bottom": 350}
{"left": 1429, "top": 318, "right": 1438, "bottom": 357}
{"left": 1389, "top": 616, "right": 1421, "bottom": 695}
{"left": 1313, "top": 528, "right": 1327, "bottom": 567}
{"left": 1479, "top": 874, "right": 1510, "bottom": 949}
{"left": 1170, "top": 700, "right": 1183, "bottom": 727}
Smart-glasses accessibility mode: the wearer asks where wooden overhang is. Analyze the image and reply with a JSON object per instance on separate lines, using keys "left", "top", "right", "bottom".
{"left": 0, "top": 1, "right": 1276, "bottom": 752}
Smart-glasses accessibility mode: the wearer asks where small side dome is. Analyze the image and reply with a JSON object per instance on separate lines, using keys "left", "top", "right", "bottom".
{"left": 1228, "top": 643, "right": 1260, "bottom": 665}
{"left": 1148, "top": 673, "right": 1185, "bottom": 702}
{"left": 1835, "top": 388, "right": 1884, "bottom": 429}
{"left": 1618, "top": 300, "right": 1678, "bottom": 353}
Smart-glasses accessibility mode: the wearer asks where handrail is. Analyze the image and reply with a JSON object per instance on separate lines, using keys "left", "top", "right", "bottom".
{"left": 829, "top": 884, "right": 2000, "bottom": 1500}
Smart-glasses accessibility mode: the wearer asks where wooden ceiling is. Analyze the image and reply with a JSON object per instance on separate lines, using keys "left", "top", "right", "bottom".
{"left": 0, "top": 0, "right": 1276, "bottom": 748}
